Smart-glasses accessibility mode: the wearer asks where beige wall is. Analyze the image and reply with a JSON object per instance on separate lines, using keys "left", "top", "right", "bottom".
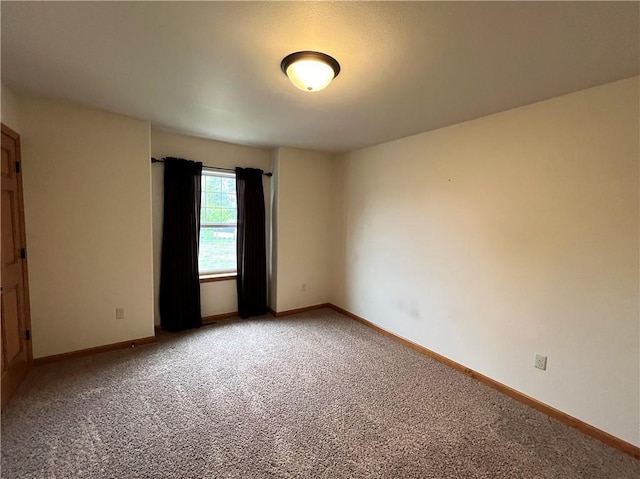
{"left": 269, "top": 149, "right": 280, "bottom": 310}
{"left": 151, "top": 129, "right": 272, "bottom": 323}
{"left": 1, "top": 84, "right": 22, "bottom": 132}
{"left": 17, "top": 96, "right": 155, "bottom": 358}
{"left": 334, "top": 77, "right": 640, "bottom": 446}
{"left": 273, "top": 147, "right": 335, "bottom": 312}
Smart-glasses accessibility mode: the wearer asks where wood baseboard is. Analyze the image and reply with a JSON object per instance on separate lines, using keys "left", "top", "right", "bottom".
{"left": 327, "top": 304, "right": 640, "bottom": 460}
{"left": 202, "top": 312, "right": 238, "bottom": 324}
{"left": 270, "top": 303, "right": 331, "bottom": 317}
{"left": 34, "top": 336, "right": 157, "bottom": 366}
{"left": 154, "top": 313, "right": 239, "bottom": 333}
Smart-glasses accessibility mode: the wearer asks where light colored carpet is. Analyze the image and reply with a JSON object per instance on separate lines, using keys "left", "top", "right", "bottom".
{"left": 2, "top": 309, "right": 638, "bottom": 478}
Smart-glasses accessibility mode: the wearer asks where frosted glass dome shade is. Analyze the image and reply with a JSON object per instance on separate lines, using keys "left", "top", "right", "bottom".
{"left": 281, "top": 51, "right": 340, "bottom": 92}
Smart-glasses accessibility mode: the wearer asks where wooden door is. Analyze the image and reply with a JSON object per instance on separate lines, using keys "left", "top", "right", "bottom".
{"left": 1, "top": 123, "right": 32, "bottom": 408}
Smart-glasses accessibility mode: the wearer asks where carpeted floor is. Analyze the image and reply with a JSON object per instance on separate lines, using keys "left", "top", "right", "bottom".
{"left": 1, "top": 309, "right": 638, "bottom": 478}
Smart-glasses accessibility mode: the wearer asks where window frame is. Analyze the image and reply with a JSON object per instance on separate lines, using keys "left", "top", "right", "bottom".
{"left": 198, "top": 169, "right": 237, "bottom": 279}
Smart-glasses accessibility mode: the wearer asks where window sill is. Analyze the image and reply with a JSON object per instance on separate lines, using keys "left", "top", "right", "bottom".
{"left": 200, "top": 273, "right": 237, "bottom": 283}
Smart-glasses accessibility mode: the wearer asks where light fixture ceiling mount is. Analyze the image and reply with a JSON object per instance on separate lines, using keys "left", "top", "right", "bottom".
{"left": 281, "top": 51, "right": 341, "bottom": 93}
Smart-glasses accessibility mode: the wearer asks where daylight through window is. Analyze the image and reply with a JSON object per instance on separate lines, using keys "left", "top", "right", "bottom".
{"left": 199, "top": 170, "right": 237, "bottom": 275}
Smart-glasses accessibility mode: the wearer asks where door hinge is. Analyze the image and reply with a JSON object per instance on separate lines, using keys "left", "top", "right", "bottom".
{"left": 20, "top": 248, "right": 26, "bottom": 259}
{"left": 15, "top": 161, "right": 21, "bottom": 173}
{"left": 25, "top": 329, "right": 31, "bottom": 341}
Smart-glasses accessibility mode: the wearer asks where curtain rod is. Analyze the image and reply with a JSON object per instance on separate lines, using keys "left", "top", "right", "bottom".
{"left": 151, "top": 158, "right": 272, "bottom": 177}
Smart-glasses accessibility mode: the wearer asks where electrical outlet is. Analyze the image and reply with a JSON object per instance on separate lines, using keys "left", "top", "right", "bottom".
{"left": 301, "top": 283, "right": 307, "bottom": 292}
{"left": 534, "top": 353, "right": 547, "bottom": 371}
{"left": 115, "top": 308, "right": 125, "bottom": 320}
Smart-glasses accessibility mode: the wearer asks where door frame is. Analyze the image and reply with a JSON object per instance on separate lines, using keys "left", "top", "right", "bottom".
{"left": 1, "top": 122, "right": 33, "bottom": 408}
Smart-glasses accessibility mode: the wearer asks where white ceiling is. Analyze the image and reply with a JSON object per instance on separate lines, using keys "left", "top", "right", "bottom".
{"left": 2, "top": 1, "right": 638, "bottom": 153}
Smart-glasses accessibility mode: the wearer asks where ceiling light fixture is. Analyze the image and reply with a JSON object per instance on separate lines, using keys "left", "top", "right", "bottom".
{"left": 281, "top": 51, "right": 341, "bottom": 92}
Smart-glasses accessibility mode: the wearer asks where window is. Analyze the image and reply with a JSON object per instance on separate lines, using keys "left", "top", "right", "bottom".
{"left": 199, "top": 170, "right": 237, "bottom": 276}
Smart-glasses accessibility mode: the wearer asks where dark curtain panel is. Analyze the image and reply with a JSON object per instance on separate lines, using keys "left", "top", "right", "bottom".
{"left": 235, "top": 167, "right": 267, "bottom": 318}
{"left": 159, "top": 157, "right": 203, "bottom": 331}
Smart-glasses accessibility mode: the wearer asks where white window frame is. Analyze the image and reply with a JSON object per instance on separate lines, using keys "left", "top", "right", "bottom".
{"left": 199, "top": 169, "right": 237, "bottom": 277}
